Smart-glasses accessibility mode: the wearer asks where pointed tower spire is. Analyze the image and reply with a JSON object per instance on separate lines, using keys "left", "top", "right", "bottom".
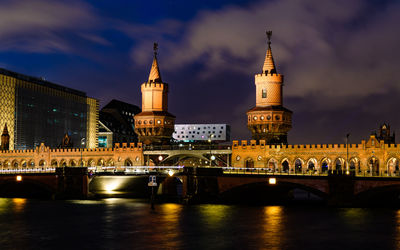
{"left": 1, "top": 123, "right": 10, "bottom": 151}
{"left": 148, "top": 42, "right": 162, "bottom": 82}
{"left": 263, "top": 31, "right": 277, "bottom": 74}
{"left": 2, "top": 123, "right": 8, "bottom": 135}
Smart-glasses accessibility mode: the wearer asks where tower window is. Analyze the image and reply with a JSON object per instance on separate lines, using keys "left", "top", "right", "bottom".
{"left": 262, "top": 89, "right": 267, "bottom": 98}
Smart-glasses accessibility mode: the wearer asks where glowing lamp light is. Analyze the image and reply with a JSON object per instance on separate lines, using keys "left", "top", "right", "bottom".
{"left": 16, "top": 175, "right": 22, "bottom": 182}
{"left": 158, "top": 155, "right": 163, "bottom": 161}
{"left": 269, "top": 177, "right": 276, "bottom": 185}
{"left": 346, "top": 171, "right": 350, "bottom": 175}
{"left": 210, "top": 155, "right": 216, "bottom": 161}
{"left": 168, "top": 170, "right": 174, "bottom": 176}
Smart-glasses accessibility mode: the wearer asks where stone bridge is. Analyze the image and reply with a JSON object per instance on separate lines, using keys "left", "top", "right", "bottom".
{"left": 182, "top": 167, "right": 400, "bottom": 205}
{"left": 0, "top": 167, "right": 88, "bottom": 199}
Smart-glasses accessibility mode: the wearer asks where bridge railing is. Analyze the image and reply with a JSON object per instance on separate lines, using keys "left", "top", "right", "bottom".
{"left": 0, "top": 168, "right": 56, "bottom": 174}
{"left": 221, "top": 167, "right": 400, "bottom": 177}
{"left": 222, "top": 167, "right": 330, "bottom": 176}
{"left": 143, "top": 144, "right": 231, "bottom": 151}
{"left": 88, "top": 166, "right": 185, "bottom": 175}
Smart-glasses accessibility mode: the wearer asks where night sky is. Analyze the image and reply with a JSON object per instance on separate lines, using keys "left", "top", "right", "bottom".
{"left": 0, "top": 0, "right": 399, "bottom": 145}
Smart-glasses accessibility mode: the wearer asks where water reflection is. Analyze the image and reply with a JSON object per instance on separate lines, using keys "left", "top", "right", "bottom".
{"left": 12, "top": 198, "right": 27, "bottom": 213}
{"left": 157, "top": 203, "right": 182, "bottom": 249}
{"left": 341, "top": 208, "right": 368, "bottom": 224}
{"left": 198, "top": 204, "right": 231, "bottom": 230}
{"left": 262, "top": 206, "right": 284, "bottom": 250}
{"left": 396, "top": 210, "right": 400, "bottom": 249}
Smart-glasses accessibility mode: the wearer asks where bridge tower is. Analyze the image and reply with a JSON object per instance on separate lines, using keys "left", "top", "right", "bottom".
{"left": 247, "top": 31, "right": 292, "bottom": 144}
{"left": 0, "top": 123, "right": 9, "bottom": 151}
{"left": 134, "top": 43, "right": 175, "bottom": 145}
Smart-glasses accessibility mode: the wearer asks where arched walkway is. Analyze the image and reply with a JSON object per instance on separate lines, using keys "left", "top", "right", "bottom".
{"left": 387, "top": 157, "right": 399, "bottom": 176}
{"left": 294, "top": 158, "right": 304, "bottom": 173}
{"left": 368, "top": 157, "right": 380, "bottom": 176}
{"left": 307, "top": 158, "right": 318, "bottom": 173}
{"left": 267, "top": 158, "right": 278, "bottom": 172}
{"left": 320, "top": 158, "right": 331, "bottom": 173}
{"left": 281, "top": 159, "right": 290, "bottom": 173}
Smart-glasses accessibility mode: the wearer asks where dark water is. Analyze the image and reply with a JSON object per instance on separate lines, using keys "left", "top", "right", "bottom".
{"left": 0, "top": 198, "right": 399, "bottom": 250}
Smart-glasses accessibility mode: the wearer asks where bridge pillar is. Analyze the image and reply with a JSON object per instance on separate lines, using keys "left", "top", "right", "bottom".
{"left": 182, "top": 167, "right": 222, "bottom": 204}
{"left": 327, "top": 173, "right": 355, "bottom": 206}
{"left": 56, "top": 167, "right": 88, "bottom": 199}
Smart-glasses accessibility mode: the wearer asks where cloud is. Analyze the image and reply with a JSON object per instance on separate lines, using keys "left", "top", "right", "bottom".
{"left": 0, "top": 0, "right": 103, "bottom": 53}
{"left": 129, "top": 0, "right": 400, "bottom": 111}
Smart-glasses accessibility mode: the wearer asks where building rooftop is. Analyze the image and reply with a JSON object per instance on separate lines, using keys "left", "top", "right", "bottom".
{"left": 0, "top": 68, "right": 86, "bottom": 97}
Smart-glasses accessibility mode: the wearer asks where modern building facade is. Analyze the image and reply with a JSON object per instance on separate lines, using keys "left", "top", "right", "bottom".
{"left": 173, "top": 124, "right": 230, "bottom": 143}
{"left": 134, "top": 44, "right": 175, "bottom": 145}
{"left": 0, "top": 68, "right": 99, "bottom": 150}
{"left": 247, "top": 31, "right": 292, "bottom": 144}
{"left": 99, "top": 99, "right": 141, "bottom": 148}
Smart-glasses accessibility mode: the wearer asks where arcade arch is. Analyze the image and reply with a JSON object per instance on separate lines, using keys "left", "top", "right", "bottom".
{"left": 294, "top": 158, "right": 304, "bottom": 173}
{"left": 267, "top": 158, "right": 278, "bottom": 172}
{"left": 281, "top": 158, "right": 290, "bottom": 173}
{"left": 386, "top": 157, "right": 398, "bottom": 176}
{"left": 307, "top": 158, "right": 318, "bottom": 173}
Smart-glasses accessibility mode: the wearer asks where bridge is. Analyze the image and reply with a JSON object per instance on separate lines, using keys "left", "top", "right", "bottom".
{"left": 1, "top": 166, "right": 400, "bottom": 205}
{"left": 143, "top": 144, "right": 232, "bottom": 167}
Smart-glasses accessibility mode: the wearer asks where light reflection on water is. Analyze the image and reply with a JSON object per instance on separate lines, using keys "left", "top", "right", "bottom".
{"left": 262, "top": 206, "right": 283, "bottom": 250}
{"left": 0, "top": 198, "right": 399, "bottom": 249}
{"left": 396, "top": 210, "right": 400, "bottom": 249}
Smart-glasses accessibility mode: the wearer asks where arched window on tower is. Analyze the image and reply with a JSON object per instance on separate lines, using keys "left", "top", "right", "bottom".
{"left": 262, "top": 89, "right": 267, "bottom": 98}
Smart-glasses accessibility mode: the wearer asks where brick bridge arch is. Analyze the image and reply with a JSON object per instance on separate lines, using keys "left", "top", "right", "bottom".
{"left": 217, "top": 176, "right": 329, "bottom": 197}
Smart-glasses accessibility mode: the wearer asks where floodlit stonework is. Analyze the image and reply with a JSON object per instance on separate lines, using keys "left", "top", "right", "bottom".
{"left": 134, "top": 43, "right": 175, "bottom": 145}
{"left": 231, "top": 134, "right": 400, "bottom": 176}
{"left": 247, "top": 31, "right": 292, "bottom": 144}
{"left": 0, "top": 142, "right": 143, "bottom": 169}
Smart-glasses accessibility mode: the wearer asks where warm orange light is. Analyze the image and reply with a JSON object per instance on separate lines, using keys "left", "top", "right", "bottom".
{"left": 269, "top": 177, "right": 276, "bottom": 185}
{"left": 16, "top": 175, "right": 22, "bottom": 182}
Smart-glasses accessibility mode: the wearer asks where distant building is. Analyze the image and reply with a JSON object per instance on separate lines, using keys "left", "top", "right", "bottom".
{"left": 173, "top": 124, "right": 230, "bottom": 143}
{"left": 0, "top": 68, "right": 98, "bottom": 150}
{"left": 374, "top": 123, "right": 395, "bottom": 144}
{"left": 99, "top": 99, "right": 141, "bottom": 148}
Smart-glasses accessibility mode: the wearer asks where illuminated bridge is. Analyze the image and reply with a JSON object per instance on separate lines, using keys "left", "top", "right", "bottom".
{"left": 1, "top": 166, "right": 400, "bottom": 205}
{"left": 143, "top": 144, "right": 232, "bottom": 167}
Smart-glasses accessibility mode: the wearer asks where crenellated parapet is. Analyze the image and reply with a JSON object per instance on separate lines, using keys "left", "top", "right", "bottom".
{"left": 141, "top": 82, "right": 168, "bottom": 90}
{"left": 254, "top": 73, "right": 283, "bottom": 83}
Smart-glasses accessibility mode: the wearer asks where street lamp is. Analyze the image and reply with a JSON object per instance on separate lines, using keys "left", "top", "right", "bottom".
{"left": 81, "top": 138, "right": 85, "bottom": 167}
{"left": 346, "top": 133, "right": 350, "bottom": 174}
{"left": 208, "top": 134, "right": 214, "bottom": 167}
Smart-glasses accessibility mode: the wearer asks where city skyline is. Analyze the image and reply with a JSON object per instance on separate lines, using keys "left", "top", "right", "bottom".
{"left": 0, "top": 0, "right": 399, "bottom": 144}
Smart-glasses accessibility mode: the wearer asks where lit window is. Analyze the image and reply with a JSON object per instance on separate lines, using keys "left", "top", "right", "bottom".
{"left": 262, "top": 89, "right": 267, "bottom": 98}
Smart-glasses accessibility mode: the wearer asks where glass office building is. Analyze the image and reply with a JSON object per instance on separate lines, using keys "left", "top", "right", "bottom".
{"left": 0, "top": 68, "right": 98, "bottom": 150}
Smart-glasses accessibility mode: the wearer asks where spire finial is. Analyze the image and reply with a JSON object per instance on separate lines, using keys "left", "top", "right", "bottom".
{"left": 266, "top": 30, "right": 272, "bottom": 46}
{"left": 262, "top": 30, "right": 276, "bottom": 74}
{"left": 153, "top": 42, "right": 158, "bottom": 57}
{"left": 148, "top": 42, "right": 162, "bottom": 82}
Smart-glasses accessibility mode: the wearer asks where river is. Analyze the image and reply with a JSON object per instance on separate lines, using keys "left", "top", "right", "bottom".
{"left": 0, "top": 198, "right": 399, "bottom": 249}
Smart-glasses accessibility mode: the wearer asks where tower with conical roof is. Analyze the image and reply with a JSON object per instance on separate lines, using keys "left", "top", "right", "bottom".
{"left": 134, "top": 43, "right": 175, "bottom": 145}
{"left": 247, "top": 31, "right": 292, "bottom": 144}
{"left": 1, "top": 123, "right": 10, "bottom": 151}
